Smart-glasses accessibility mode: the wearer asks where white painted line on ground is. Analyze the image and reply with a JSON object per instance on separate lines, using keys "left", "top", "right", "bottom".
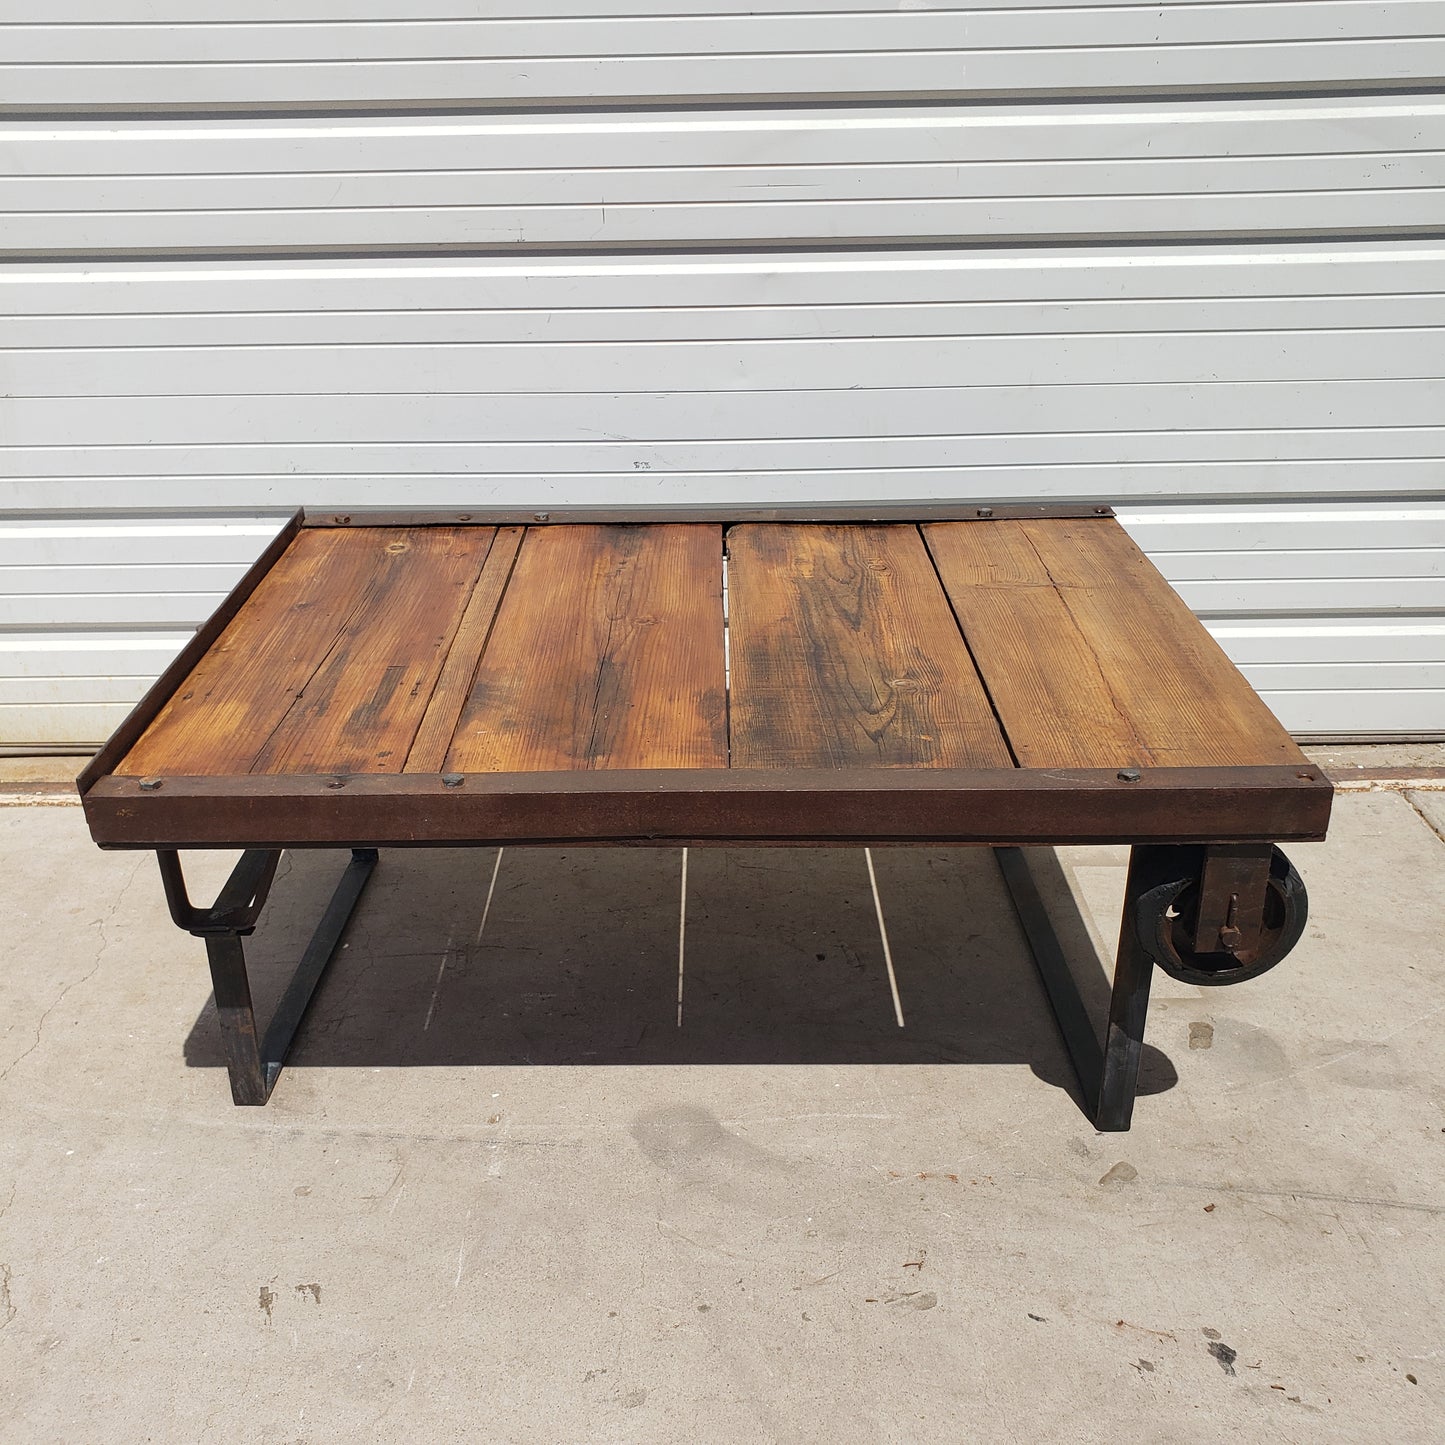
{"left": 676, "top": 846, "right": 689, "bottom": 1028}
{"left": 864, "top": 847, "right": 906, "bottom": 1028}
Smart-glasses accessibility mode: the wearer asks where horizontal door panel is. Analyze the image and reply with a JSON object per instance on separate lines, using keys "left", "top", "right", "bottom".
{"left": 1179, "top": 577, "right": 1445, "bottom": 613}
{"left": 6, "top": 246, "right": 1441, "bottom": 315}
{"left": 0, "top": 563, "right": 249, "bottom": 595}
{"left": 9, "top": 7, "right": 1442, "bottom": 64}
{"left": 1253, "top": 688, "right": 1445, "bottom": 734}
{"left": 0, "top": 591, "right": 232, "bottom": 627}
{"left": 0, "top": 701, "right": 131, "bottom": 746}
{"left": 1, "top": 0, "right": 1424, "bottom": 20}
{"left": 6, "top": 331, "right": 1440, "bottom": 397}
{"left": 1122, "top": 503, "right": 1445, "bottom": 553}
{"left": 0, "top": 518, "right": 282, "bottom": 567}
{"left": 6, "top": 384, "right": 1443, "bottom": 446}
{"left": 1208, "top": 618, "right": 1445, "bottom": 663}
{"left": 6, "top": 5, "right": 1443, "bottom": 107}
{"left": 5, "top": 462, "right": 1441, "bottom": 512}
{"left": 10, "top": 191, "right": 1442, "bottom": 254}
{"left": 0, "top": 632, "right": 189, "bottom": 679}
{"left": 11, "top": 294, "right": 1445, "bottom": 350}
{"left": 1158, "top": 547, "right": 1445, "bottom": 582}
{"left": 0, "top": 674, "right": 161, "bottom": 706}
{"left": 7, "top": 99, "right": 1442, "bottom": 252}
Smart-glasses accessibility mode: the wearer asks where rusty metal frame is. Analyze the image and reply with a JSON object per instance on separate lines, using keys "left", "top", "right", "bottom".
{"left": 83, "top": 765, "right": 1331, "bottom": 850}
{"left": 301, "top": 503, "right": 1115, "bottom": 528}
{"left": 156, "top": 847, "right": 378, "bottom": 1105}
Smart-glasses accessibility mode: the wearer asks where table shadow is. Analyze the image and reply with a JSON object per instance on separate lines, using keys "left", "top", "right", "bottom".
{"left": 180, "top": 844, "right": 1177, "bottom": 1113}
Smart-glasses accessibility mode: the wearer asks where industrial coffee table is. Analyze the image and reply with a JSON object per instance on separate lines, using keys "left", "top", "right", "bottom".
{"left": 78, "top": 506, "right": 1332, "bottom": 1128}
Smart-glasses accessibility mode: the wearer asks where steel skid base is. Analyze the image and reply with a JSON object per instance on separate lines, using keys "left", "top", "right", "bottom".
{"left": 995, "top": 843, "right": 1307, "bottom": 1131}
{"left": 156, "top": 847, "right": 377, "bottom": 1105}
{"left": 154, "top": 841, "right": 1301, "bottom": 1118}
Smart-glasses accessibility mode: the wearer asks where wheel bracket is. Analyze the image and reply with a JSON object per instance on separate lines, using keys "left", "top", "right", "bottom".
{"left": 156, "top": 848, "right": 378, "bottom": 1104}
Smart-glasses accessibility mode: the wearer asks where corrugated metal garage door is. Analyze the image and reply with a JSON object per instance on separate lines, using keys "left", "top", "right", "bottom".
{"left": 2, "top": 1, "right": 1443, "bottom": 747}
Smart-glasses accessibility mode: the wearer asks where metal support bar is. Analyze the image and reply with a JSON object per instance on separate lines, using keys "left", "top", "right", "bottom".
{"left": 156, "top": 848, "right": 378, "bottom": 1105}
{"left": 1095, "top": 847, "right": 1162, "bottom": 1132}
{"left": 995, "top": 845, "right": 1185, "bottom": 1132}
{"left": 157, "top": 847, "right": 280, "bottom": 935}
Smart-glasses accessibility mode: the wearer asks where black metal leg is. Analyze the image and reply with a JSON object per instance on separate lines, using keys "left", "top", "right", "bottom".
{"left": 157, "top": 848, "right": 378, "bottom": 1105}
{"left": 1094, "top": 848, "right": 1162, "bottom": 1132}
{"left": 995, "top": 844, "right": 1183, "bottom": 1132}
{"left": 205, "top": 932, "right": 268, "bottom": 1105}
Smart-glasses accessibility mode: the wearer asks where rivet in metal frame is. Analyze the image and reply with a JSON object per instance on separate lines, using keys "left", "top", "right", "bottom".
{"left": 326, "top": 776, "right": 347, "bottom": 789}
{"left": 442, "top": 773, "right": 465, "bottom": 788}
{"left": 138, "top": 777, "right": 163, "bottom": 792}
{"left": 534, "top": 512, "right": 550, "bottom": 522}
{"left": 334, "top": 514, "right": 351, "bottom": 525}
{"left": 1117, "top": 768, "right": 1142, "bottom": 782}
{"left": 976, "top": 506, "right": 994, "bottom": 518}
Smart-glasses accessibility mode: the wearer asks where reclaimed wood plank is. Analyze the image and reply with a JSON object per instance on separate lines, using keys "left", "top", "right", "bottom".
{"left": 117, "top": 526, "right": 404, "bottom": 777}
{"left": 727, "top": 522, "right": 1012, "bottom": 769}
{"left": 249, "top": 526, "right": 497, "bottom": 774}
{"left": 445, "top": 523, "right": 727, "bottom": 771}
{"left": 404, "top": 525, "right": 524, "bottom": 773}
{"left": 925, "top": 517, "right": 1307, "bottom": 769}
{"left": 923, "top": 519, "right": 1149, "bottom": 770}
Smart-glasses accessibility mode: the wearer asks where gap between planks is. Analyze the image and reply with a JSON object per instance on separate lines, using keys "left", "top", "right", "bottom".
{"left": 675, "top": 844, "right": 903, "bottom": 1031}
{"left": 410, "top": 843, "right": 909, "bottom": 1039}
{"left": 423, "top": 846, "right": 505, "bottom": 1032}
{"left": 865, "top": 847, "right": 907, "bottom": 1029}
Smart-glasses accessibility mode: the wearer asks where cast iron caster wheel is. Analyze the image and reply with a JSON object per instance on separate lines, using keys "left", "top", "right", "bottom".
{"left": 1135, "top": 846, "right": 1308, "bottom": 988}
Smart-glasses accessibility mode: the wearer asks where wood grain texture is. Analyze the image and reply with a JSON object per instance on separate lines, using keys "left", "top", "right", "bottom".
{"left": 249, "top": 526, "right": 497, "bottom": 774}
{"left": 445, "top": 524, "right": 727, "bottom": 771}
{"left": 80, "top": 511, "right": 303, "bottom": 791}
{"left": 924, "top": 519, "right": 1149, "bottom": 769}
{"left": 726, "top": 523, "right": 1011, "bottom": 769}
{"left": 118, "top": 526, "right": 462, "bottom": 777}
{"left": 925, "top": 517, "right": 1307, "bottom": 769}
{"left": 404, "top": 525, "right": 524, "bottom": 772}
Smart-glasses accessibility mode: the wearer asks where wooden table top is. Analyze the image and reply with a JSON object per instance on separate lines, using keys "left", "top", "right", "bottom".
{"left": 80, "top": 509, "right": 1332, "bottom": 848}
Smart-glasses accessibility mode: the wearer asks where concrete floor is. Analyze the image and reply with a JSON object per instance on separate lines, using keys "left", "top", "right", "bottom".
{"left": 1, "top": 792, "right": 1442, "bottom": 1443}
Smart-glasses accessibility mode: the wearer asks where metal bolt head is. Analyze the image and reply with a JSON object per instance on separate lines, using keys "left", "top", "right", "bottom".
{"left": 138, "top": 777, "right": 163, "bottom": 792}
{"left": 1117, "top": 768, "right": 1142, "bottom": 782}
{"left": 326, "top": 776, "right": 346, "bottom": 789}
{"left": 533, "top": 512, "right": 550, "bottom": 523}
{"left": 333, "top": 514, "right": 351, "bottom": 525}
{"left": 441, "top": 773, "right": 465, "bottom": 788}
{"left": 976, "top": 506, "right": 994, "bottom": 518}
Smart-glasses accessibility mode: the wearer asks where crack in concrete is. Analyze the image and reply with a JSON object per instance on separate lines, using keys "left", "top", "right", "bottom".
{"left": 1404, "top": 793, "right": 1445, "bottom": 847}
{"left": 0, "top": 853, "right": 148, "bottom": 1085}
